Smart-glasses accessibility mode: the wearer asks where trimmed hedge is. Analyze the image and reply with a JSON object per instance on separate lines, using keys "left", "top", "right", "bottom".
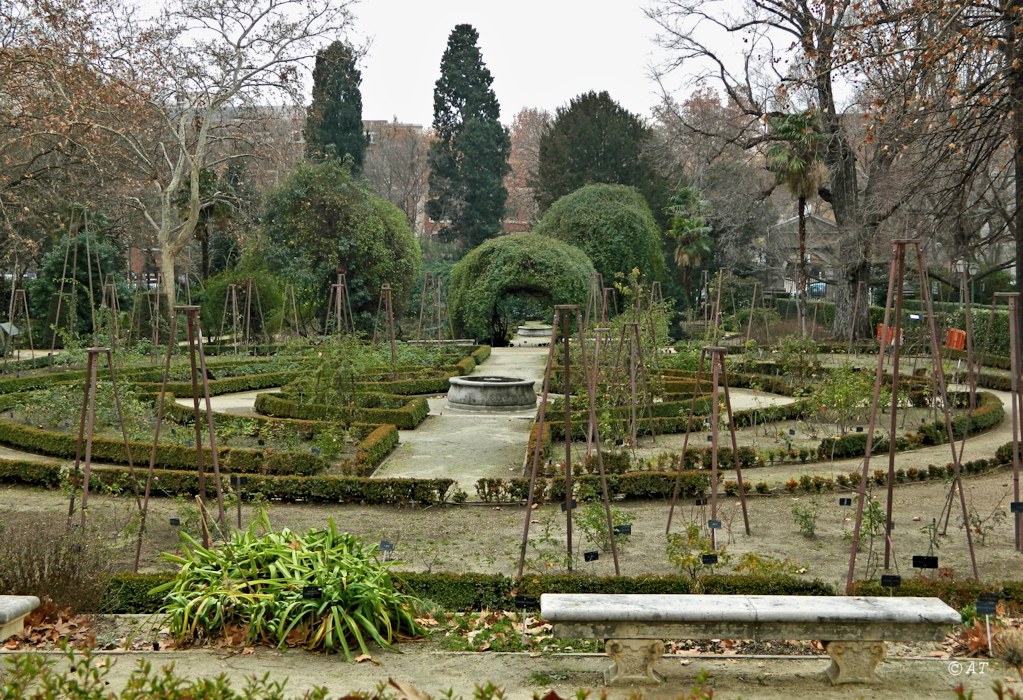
{"left": 398, "top": 572, "right": 512, "bottom": 611}
{"left": 0, "top": 458, "right": 454, "bottom": 505}
{"left": 254, "top": 392, "right": 430, "bottom": 430}
{"left": 100, "top": 572, "right": 174, "bottom": 613}
{"left": 96, "top": 571, "right": 834, "bottom": 614}
{"left": 132, "top": 370, "right": 301, "bottom": 397}
{"left": 819, "top": 391, "right": 1003, "bottom": 460}
{"left": 851, "top": 576, "right": 1023, "bottom": 611}
{"left": 475, "top": 470, "right": 709, "bottom": 503}
{"left": 0, "top": 417, "right": 329, "bottom": 476}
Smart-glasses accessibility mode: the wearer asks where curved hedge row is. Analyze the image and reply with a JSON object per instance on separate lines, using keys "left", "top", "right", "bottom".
{"left": 254, "top": 392, "right": 430, "bottom": 430}
{"left": 819, "top": 390, "right": 1003, "bottom": 460}
{"left": 475, "top": 470, "right": 710, "bottom": 503}
{"left": 0, "top": 457, "right": 453, "bottom": 505}
{"left": 0, "top": 416, "right": 329, "bottom": 476}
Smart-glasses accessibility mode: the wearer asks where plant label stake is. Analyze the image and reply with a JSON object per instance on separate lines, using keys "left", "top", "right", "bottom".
{"left": 977, "top": 594, "right": 999, "bottom": 651}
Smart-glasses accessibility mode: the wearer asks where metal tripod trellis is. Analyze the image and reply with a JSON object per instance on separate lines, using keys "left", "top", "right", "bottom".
{"left": 326, "top": 271, "right": 354, "bottom": 337}
{"left": 844, "top": 239, "right": 979, "bottom": 593}
{"left": 373, "top": 284, "right": 399, "bottom": 381}
{"left": 517, "top": 305, "right": 621, "bottom": 577}
{"left": 136, "top": 306, "right": 226, "bottom": 562}
{"left": 66, "top": 349, "right": 144, "bottom": 560}
{"left": 665, "top": 346, "right": 752, "bottom": 548}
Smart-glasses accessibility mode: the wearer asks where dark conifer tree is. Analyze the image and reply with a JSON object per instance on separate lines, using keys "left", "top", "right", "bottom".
{"left": 426, "top": 24, "right": 510, "bottom": 252}
{"left": 305, "top": 41, "right": 369, "bottom": 171}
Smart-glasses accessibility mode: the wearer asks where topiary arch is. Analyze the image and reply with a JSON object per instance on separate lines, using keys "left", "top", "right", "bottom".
{"left": 448, "top": 233, "right": 596, "bottom": 344}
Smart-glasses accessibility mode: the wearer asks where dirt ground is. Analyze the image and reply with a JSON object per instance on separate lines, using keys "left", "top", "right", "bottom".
{"left": 12, "top": 640, "right": 1013, "bottom": 700}
{"left": 1, "top": 462, "right": 1019, "bottom": 591}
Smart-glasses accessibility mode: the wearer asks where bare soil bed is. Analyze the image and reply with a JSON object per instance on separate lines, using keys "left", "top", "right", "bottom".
{"left": 1, "top": 466, "right": 1019, "bottom": 589}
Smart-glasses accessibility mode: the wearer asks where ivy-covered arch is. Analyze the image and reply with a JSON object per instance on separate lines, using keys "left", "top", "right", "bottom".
{"left": 448, "top": 233, "right": 595, "bottom": 344}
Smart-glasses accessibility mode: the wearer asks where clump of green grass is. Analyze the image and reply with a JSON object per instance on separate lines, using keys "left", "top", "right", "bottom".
{"left": 155, "top": 512, "right": 422, "bottom": 659}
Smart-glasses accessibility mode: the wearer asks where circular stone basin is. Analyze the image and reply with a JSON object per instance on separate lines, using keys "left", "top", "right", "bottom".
{"left": 517, "top": 325, "right": 552, "bottom": 338}
{"left": 447, "top": 375, "right": 537, "bottom": 411}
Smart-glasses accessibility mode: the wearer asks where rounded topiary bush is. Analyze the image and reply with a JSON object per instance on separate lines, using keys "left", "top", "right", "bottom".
{"left": 448, "top": 233, "right": 595, "bottom": 344}
{"left": 532, "top": 183, "right": 665, "bottom": 283}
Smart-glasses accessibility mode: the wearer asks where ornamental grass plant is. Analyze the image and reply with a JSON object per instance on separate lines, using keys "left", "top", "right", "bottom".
{"left": 155, "top": 512, "right": 423, "bottom": 659}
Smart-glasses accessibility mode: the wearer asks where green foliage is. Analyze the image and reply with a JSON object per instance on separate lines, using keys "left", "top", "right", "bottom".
{"left": 574, "top": 502, "right": 634, "bottom": 553}
{"left": 259, "top": 158, "right": 421, "bottom": 329}
{"left": 156, "top": 513, "right": 423, "bottom": 658}
{"left": 813, "top": 362, "right": 873, "bottom": 435}
{"left": 0, "top": 457, "right": 454, "bottom": 506}
{"left": 533, "top": 91, "right": 669, "bottom": 222}
{"left": 304, "top": 41, "right": 369, "bottom": 170}
{"left": 533, "top": 183, "right": 666, "bottom": 284}
{"left": 732, "top": 552, "right": 805, "bottom": 576}
{"left": 776, "top": 334, "right": 821, "bottom": 383}
{"left": 0, "top": 648, "right": 339, "bottom": 699}
{"left": 790, "top": 497, "right": 821, "bottom": 538}
{"left": 447, "top": 233, "right": 595, "bottom": 343}
{"left": 100, "top": 572, "right": 174, "bottom": 613}
{"left": 397, "top": 573, "right": 512, "bottom": 611}
{"left": 665, "top": 187, "right": 714, "bottom": 305}
{"left": 426, "top": 24, "right": 510, "bottom": 250}
{"left": 30, "top": 224, "right": 129, "bottom": 346}
{"left": 198, "top": 267, "right": 284, "bottom": 343}
{"left": 765, "top": 111, "right": 826, "bottom": 200}
{"left": 666, "top": 524, "right": 730, "bottom": 584}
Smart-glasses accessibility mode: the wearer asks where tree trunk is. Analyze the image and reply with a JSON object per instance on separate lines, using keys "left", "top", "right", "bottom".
{"left": 798, "top": 196, "right": 807, "bottom": 337}
{"left": 200, "top": 225, "right": 210, "bottom": 281}
{"left": 159, "top": 243, "right": 177, "bottom": 313}
{"left": 1011, "top": 0, "right": 1023, "bottom": 348}
{"left": 833, "top": 260, "right": 871, "bottom": 340}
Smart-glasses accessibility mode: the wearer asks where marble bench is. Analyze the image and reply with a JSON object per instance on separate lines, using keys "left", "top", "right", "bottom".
{"left": 0, "top": 595, "right": 40, "bottom": 641}
{"left": 540, "top": 593, "right": 961, "bottom": 685}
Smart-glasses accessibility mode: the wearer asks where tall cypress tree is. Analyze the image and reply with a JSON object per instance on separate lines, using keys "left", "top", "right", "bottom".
{"left": 305, "top": 41, "right": 369, "bottom": 170}
{"left": 426, "top": 24, "right": 510, "bottom": 251}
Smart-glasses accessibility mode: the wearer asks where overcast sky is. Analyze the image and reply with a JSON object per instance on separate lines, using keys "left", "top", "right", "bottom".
{"left": 351, "top": 1, "right": 670, "bottom": 127}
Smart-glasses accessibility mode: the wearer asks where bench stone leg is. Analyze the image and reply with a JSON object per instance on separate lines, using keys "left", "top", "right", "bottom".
{"left": 824, "top": 641, "right": 886, "bottom": 684}
{"left": 604, "top": 639, "right": 665, "bottom": 685}
{"left": 0, "top": 614, "right": 28, "bottom": 642}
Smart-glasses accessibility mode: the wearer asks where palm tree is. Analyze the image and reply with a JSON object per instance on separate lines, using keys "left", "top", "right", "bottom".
{"left": 766, "top": 111, "right": 827, "bottom": 336}
{"left": 666, "top": 187, "right": 714, "bottom": 306}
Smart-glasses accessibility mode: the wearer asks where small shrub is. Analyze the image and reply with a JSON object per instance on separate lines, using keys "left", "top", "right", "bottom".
{"left": 733, "top": 552, "right": 805, "bottom": 576}
{"left": 784, "top": 478, "right": 799, "bottom": 494}
{"left": 755, "top": 481, "right": 770, "bottom": 494}
{"left": 575, "top": 502, "right": 634, "bottom": 553}
{"left": 791, "top": 498, "right": 821, "bottom": 539}
{"left": 666, "top": 523, "right": 730, "bottom": 585}
{"left": 0, "top": 517, "right": 115, "bottom": 613}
